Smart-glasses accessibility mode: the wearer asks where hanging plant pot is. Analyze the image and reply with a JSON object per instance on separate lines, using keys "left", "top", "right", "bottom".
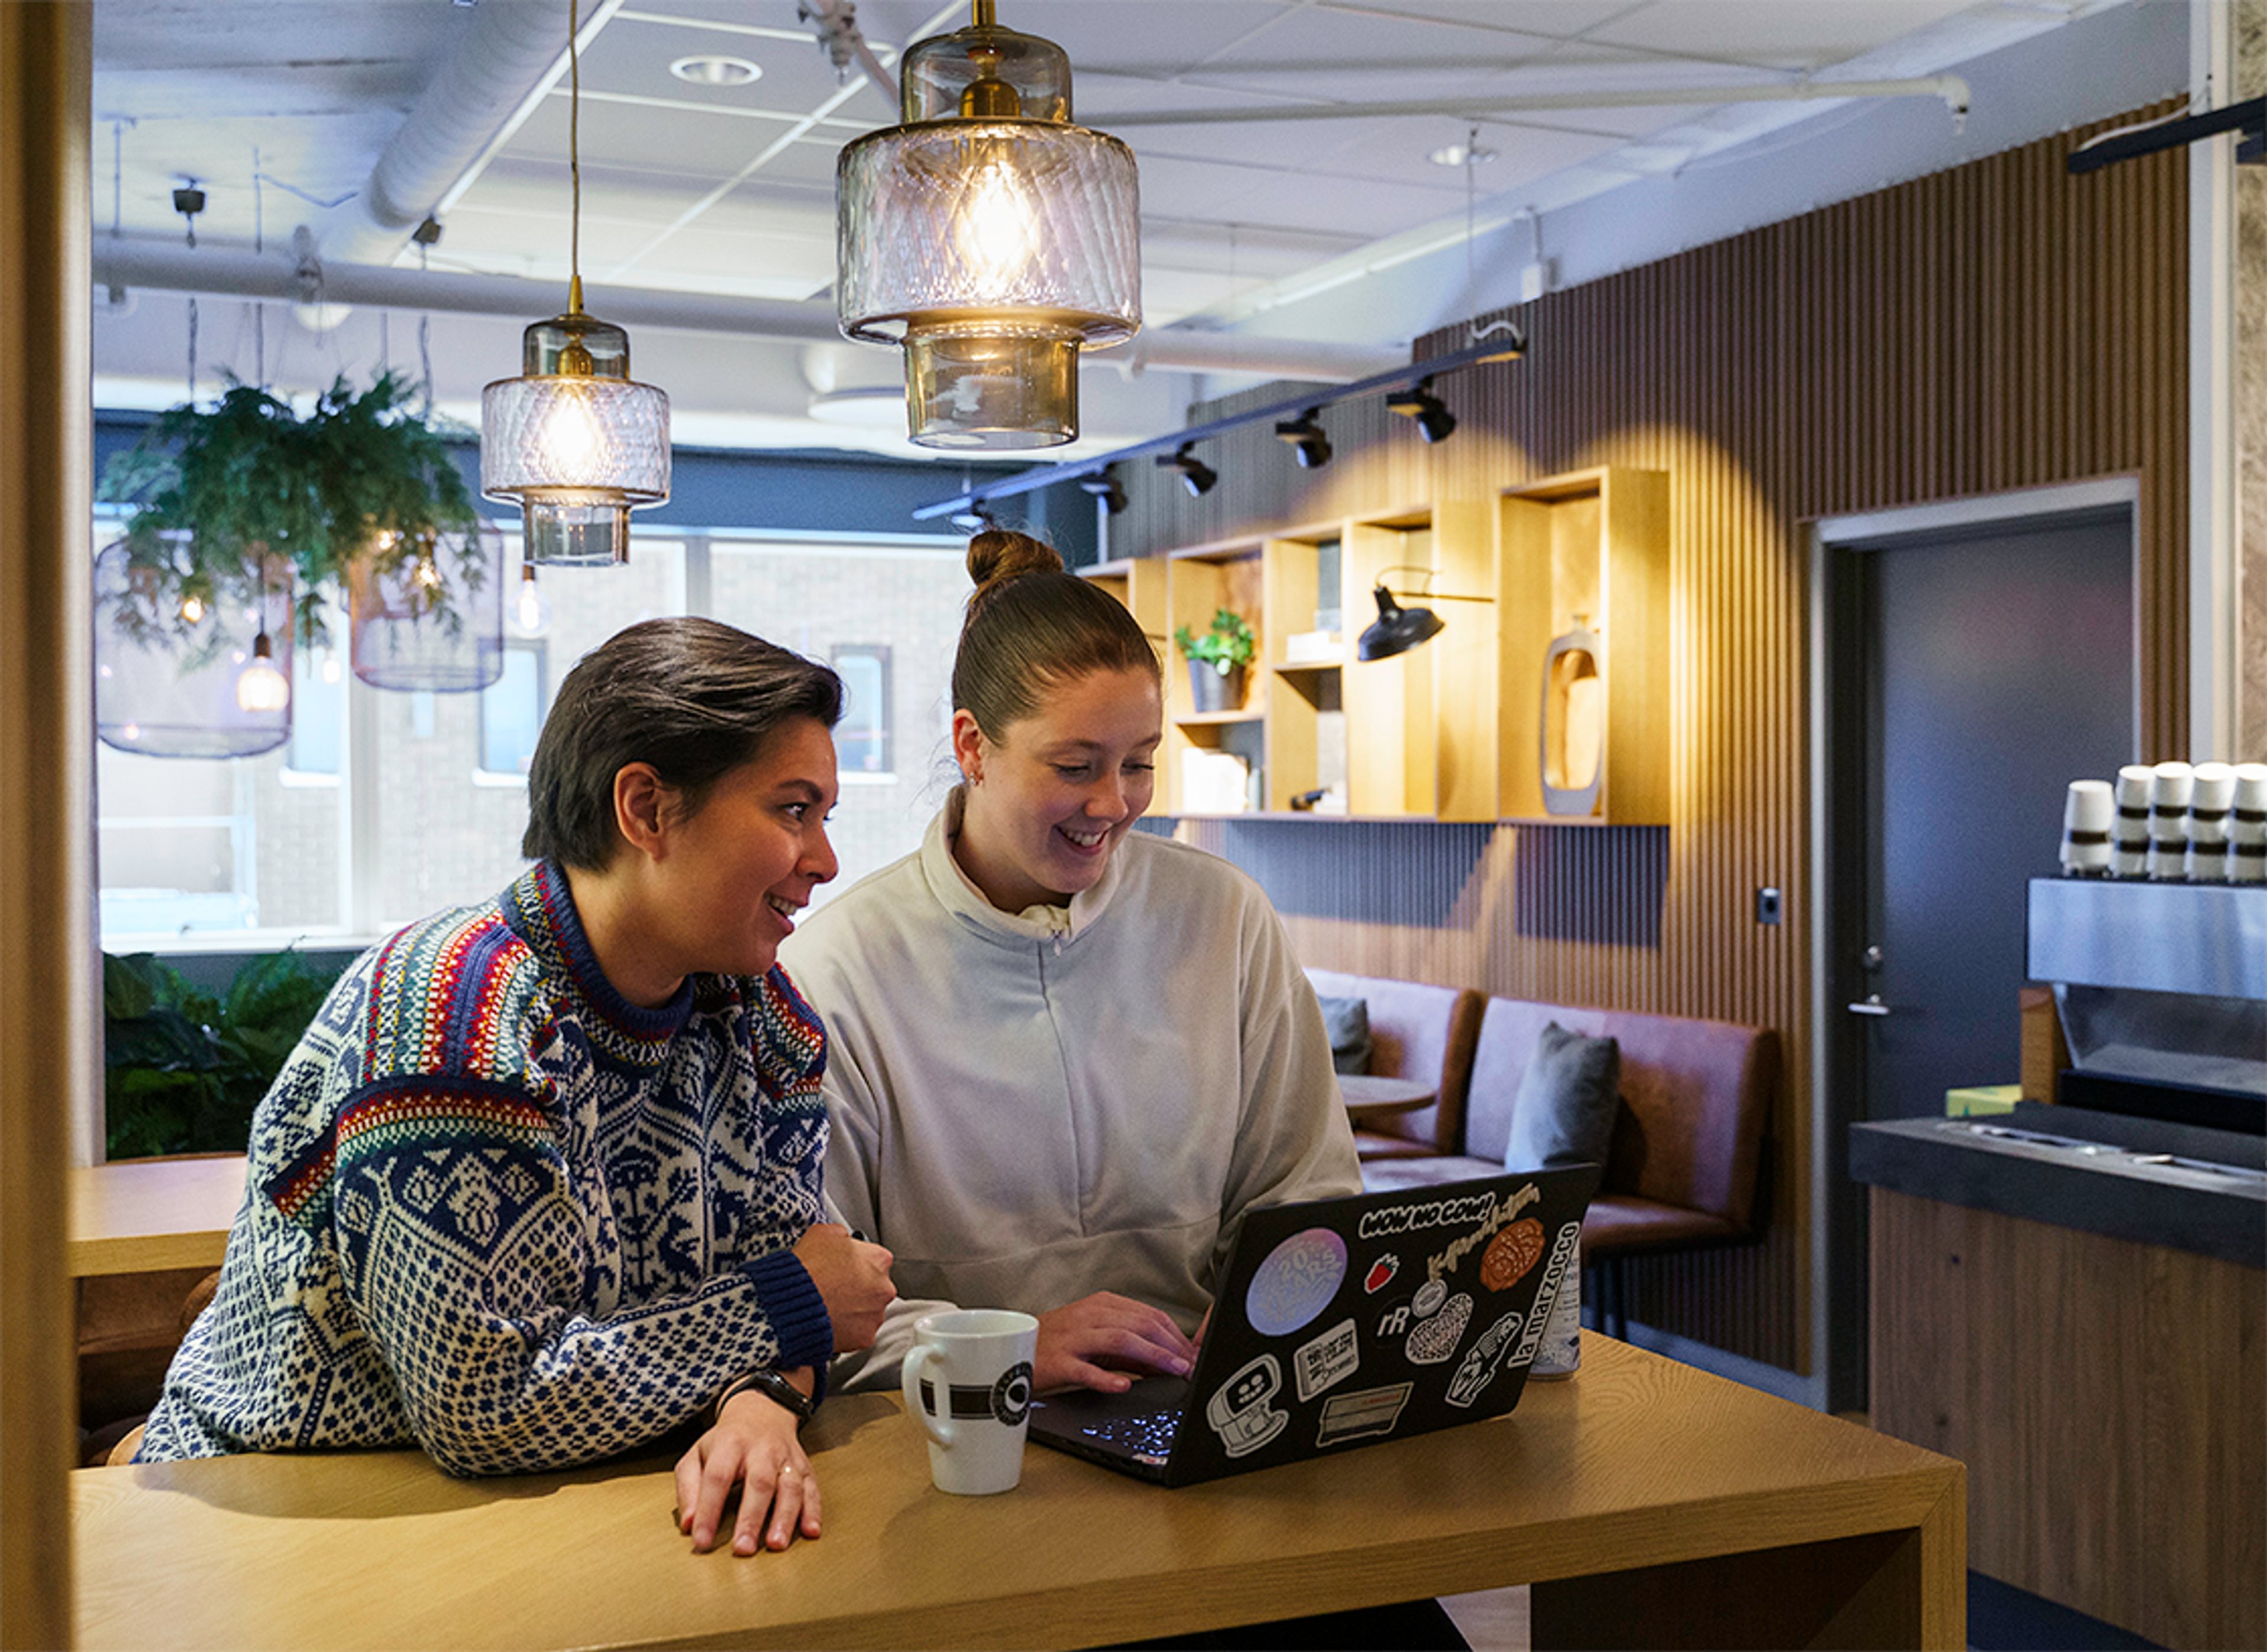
{"left": 1189, "top": 660, "right": 1246, "bottom": 715}
{"left": 347, "top": 519, "right": 507, "bottom": 692}
{"left": 95, "top": 536, "right": 295, "bottom": 759}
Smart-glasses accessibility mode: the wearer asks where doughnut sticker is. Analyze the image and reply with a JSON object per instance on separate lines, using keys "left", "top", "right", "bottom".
{"left": 1445, "top": 1310, "right": 1525, "bottom": 1408}
{"left": 1317, "top": 1383, "right": 1413, "bottom": 1447}
{"left": 1404, "top": 1291, "right": 1472, "bottom": 1363}
{"left": 1246, "top": 1227, "right": 1348, "bottom": 1337}
{"left": 1293, "top": 1318, "right": 1360, "bottom": 1402}
{"left": 1364, "top": 1254, "right": 1400, "bottom": 1294}
{"left": 1412, "top": 1278, "right": 1448, "bottom": 1319}
{"left": 1480, "top": 1219, "right": 1546, "bottom": 1292}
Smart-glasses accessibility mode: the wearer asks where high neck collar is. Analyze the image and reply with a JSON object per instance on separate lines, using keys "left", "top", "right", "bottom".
{"left": 505, "top": 861, "right": 696, "bottom": 1045}
{"left": 919, "top": 786, "right": 1124, "bottom": 945}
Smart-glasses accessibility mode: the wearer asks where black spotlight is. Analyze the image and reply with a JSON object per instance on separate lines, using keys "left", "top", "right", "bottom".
{"left": 1079, "top": 466, "right": 1129, "bottom": 515}
{"left": 949, "top": 502, "right": 997, "bottom": 532}
{"left": 1273, "top": 409, "right": 1332, "bottom": 469}
{"left": 1356, "top": 585, "right": 1446, "bottom": 661}
{"left": 1386, "top": 378, "right": 1457, "bottom": 443}
{"left": 1155, "top": 441, "right": 1217, "bottom": 497}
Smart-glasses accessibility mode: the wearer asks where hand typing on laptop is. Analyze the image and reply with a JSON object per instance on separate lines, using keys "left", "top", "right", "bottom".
{"left": 1035, "top": 1292, "right": 1198, "bottom": 1393}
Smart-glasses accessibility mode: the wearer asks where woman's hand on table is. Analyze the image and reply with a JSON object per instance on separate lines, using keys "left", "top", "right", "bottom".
{"left": 793, "top": 1222, "right": 896, "bottom": 1352}
{"left": 674, "top": 1371, "right": 820, "bottom": 1556}
{"left": 1035, "top": 1292, "right": 1198, "bottom": 1393}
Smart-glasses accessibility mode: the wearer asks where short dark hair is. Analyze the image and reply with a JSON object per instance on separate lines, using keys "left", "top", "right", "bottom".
{"left": 522, "top": 617, "right": 842, "bottom": 870}
{"left": 952, "top": 529, "right": 1159, "bottom": 740}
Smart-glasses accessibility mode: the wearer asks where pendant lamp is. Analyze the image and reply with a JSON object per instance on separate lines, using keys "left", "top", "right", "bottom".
{"left": 837, "top": 1, "right": 1139, "bottom": 450}
{"left": 481, "top": 0, "right": 669, "bottom": 564}
{"left": 96, "top": 536, "right": 295, "bottom": 758}
{"left": 348, "top": 520, "right": 507, "bottom": 691}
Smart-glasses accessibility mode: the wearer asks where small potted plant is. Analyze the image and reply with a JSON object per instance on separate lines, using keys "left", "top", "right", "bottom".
{"left": 1174, "top": 608, "right": 1256, "bottom": 714}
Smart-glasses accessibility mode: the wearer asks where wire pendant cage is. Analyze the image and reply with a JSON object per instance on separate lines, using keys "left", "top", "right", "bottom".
{"left": 347, "top": 518, "right": 508, "bottom": 691}
{"left": 95, "top": 534, "right": 295, "bottom": 758}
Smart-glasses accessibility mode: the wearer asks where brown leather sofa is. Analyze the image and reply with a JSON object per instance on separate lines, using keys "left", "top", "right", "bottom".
{"left": 1305, "top": 968, "right": 1483, "bottom": 1162}
{"left": 1358, "top": 993, "right": 1779, "bottom": 1336}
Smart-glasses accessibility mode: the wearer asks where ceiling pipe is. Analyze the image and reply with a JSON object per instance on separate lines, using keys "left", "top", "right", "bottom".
{"left": 319, "top": 0, "right": 628, "bottom": 268}
{"left": 1100, "top": 74, "right": 1972, "bottom": 130}
{"left": 88, "top": 236, "right": 1403, "bottom": 383}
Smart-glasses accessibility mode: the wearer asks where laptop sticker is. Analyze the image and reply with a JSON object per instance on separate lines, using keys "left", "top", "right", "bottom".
{"left": 1363, "top": 1253, "right": 1400, "bottom": 1294}
{"left": 1445, "top": 1308, "right": 1526, "bottom": 1408}
{"left": 1480, "top": 1218, "right": 1546, "bottom": 1292}
{"left": 1424, "top": 1183, "right": 1543, "bottom": 1283}
{"left": 1508, "top": 1222, "right": 1584, "bottom": 1370}
{"left": 1292, "top": 1317, "right": 1360, "bottom": 1401}
{"left": 1412, "top": 1278, "right": 1448, "bottom": 1318}
{"left": 1246, "top": 1227, "right": 1348, "bottom": 1337}
{"left": 1405, "top": 1291, "right": 1473, "bottom": 1363}
{"left": 1206, "top": 1353, "right": 1291, "bottom": 1457}
{"left": 1317, "top": 1382, "right": 1414, "bottom": 1447}
{"left": 1377, "top": 1301, "right": 1411, "bottom": 1338}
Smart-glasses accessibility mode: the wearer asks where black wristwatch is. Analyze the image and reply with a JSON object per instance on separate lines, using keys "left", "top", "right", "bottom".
{"left": 714, "top": 1369, "right": 814, "bottom": 1429}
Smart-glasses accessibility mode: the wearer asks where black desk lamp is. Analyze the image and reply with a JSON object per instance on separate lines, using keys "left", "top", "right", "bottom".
{"left": 1357, "top": 566, "right": 1489, "bottom": 661}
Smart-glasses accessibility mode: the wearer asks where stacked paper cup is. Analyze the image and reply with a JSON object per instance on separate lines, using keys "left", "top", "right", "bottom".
{"left": 2112, "top": 765, "right": 2154, "bottom": 877}
{"left": 2233, "top": 763, "right": 2267, "bottom": 885}
{"left": 2148, "top": 762, "right": 2194, "bottom": 880}
{"left": 2186, "top": 763, "right": 2237, "bottom": 882}
{"left": 2059, "top": 780, "right": 2114, "bottom": 876}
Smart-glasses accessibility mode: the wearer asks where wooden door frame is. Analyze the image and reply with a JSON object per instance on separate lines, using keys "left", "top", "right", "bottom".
{"left": 1805, "top": 476, "right": 2141, "bottom": 1413}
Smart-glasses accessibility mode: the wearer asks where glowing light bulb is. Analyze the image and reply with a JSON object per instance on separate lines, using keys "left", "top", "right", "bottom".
{"left": 534, "top": 387, "right": 606, "bottom": 479}
{"left": 320, "top": 652, "right": 343, "bottom": 685}
{"left": 511, "top": 564, "right": 552, "bottom": 638}
{"left": 120, "top": 722, "right": 141, "bottom": 742}
{"left": 414, "top": 553, "right": 443, "bottom": 592}
{"left": 178, "top": 594, "right": 205, "bottom": 625}
{"left": 956, "top": 157, "right": 1040, "bottom": 290}
{"left": 235, "top": 633, "right": 290, "bottom": 714}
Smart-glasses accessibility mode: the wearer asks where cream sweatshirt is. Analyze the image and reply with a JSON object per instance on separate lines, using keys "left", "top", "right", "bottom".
{"left": 780, "top": 791, "right": 1361, "bottom": 1389}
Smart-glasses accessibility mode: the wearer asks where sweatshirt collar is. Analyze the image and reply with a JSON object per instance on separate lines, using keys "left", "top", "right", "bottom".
{"left": 920, "top": 786, "right": 1122, "bottom": 946}
{"left": 505, "top": 861, "right": 696, "bottom": 1047}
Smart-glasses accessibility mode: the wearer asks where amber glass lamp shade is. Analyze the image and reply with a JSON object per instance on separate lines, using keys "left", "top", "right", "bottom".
{"left": 94, "top": 536, "right": 294, "bottom": 758}
{"left": 348, "top": 519, "right": 507, "bottom": 691}
{"left": 481, "top": 310, "right": 671, "bottom": 565}
{"left": 837, "top": 17, "right": 1139, "bottom": 449}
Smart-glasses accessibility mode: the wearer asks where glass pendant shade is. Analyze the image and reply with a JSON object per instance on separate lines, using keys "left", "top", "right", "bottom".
{"left": 95, "top": 536, "right": 294, "bottom": 758}
{"left": 348, "top": 518, "right": 507, "bottom": 691}
{"left": 837, "top": 17, "right": 1139, "bottom": 450}
{"left": 482, "top": 310, "right": 670, "bottom": 565}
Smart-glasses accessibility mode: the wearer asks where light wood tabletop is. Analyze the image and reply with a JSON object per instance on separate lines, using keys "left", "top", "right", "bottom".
{"left": 74, "top": 1335, "right": 1965, "bottom": 1651}
{"left": 68, "top": 1154, "right": 246, "bottom": 1278}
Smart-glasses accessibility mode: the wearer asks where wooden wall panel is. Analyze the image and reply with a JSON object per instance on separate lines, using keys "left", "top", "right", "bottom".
{"left": 1139, "top": 106, "right": 2189, "bottom": 1373}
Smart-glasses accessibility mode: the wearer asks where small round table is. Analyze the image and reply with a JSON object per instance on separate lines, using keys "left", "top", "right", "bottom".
{"left": 1337, "top": 1073, "right": 1436, "bottom": 1123}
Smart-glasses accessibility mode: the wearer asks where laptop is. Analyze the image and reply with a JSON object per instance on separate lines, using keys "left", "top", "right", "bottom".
{"left": 1027, "top": 1165, "right": 1600, "bottom": 1487}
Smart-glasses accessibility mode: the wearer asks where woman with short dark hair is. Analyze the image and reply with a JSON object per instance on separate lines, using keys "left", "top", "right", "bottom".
{"left": 140, "top": 617, "right": 897, "bottom": 1560}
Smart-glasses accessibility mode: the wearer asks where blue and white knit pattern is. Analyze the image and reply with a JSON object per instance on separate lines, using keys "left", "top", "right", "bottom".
{"left": 138, "top": 862, "right": 834, "bottom": 1477}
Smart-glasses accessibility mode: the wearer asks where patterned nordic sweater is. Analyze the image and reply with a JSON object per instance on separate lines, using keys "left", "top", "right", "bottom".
{"left": 137, "top": 861, "right": 835, "bottom": 1477}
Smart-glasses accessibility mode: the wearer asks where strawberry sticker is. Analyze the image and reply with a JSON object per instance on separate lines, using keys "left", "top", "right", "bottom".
{"left": 1364, "top": 1254, "right": 1400, "bottom": 1294}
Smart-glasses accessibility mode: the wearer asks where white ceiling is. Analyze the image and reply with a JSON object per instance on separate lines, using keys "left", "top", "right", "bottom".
{"left": 89, "top": 0, "right": 2142, "bottom": 455}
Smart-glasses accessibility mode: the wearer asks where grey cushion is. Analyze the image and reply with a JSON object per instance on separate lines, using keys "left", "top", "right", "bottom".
{"left": 1317, "top": 994, "right": 1372, "bottom": 1075}
{"left": 1504, "top": 1020, "right": 1621, "bottom": 1170}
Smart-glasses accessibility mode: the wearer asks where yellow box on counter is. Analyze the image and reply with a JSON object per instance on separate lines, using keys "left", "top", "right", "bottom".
{"left": 1945, "top": 1083, "right": 2022, "bottom": 1117}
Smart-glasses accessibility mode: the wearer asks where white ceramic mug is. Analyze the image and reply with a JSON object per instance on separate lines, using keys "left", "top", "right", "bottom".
{"left": 901, "top": 1309, "right": 1038, "bottom": 1496}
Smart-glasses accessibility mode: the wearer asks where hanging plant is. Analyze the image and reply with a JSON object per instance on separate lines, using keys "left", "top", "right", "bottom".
{"left": 97, "top": 371, "right": 484, "bottom": 649}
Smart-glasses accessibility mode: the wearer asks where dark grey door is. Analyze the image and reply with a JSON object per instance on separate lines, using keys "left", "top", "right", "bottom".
{"left": 1824, "top": 506, "right": 2134, "bottom": 1407}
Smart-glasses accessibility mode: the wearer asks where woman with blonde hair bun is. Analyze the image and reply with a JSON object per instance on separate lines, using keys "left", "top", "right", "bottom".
{"left": 782, "top": 528, "right": 1363, "bottom": 1398}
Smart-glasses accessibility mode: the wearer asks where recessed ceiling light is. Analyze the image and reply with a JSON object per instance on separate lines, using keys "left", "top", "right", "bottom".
{"left": 1429, "top": 142, "right": 1498, "bottom": 167}
{"left": 671, "top": 54, "right": 760, "bottom": 87}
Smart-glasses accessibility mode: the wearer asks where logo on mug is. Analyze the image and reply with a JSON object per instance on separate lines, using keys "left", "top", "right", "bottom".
{"left": 992, "top": 1361, "right": 1033, "bottom": 1427}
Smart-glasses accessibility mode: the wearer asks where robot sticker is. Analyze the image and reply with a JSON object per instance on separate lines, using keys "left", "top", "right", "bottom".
{"left": 1377, "top": 1301, "right": 1411, "bottom": 1338}
{"left": 1404, "top": 1291, "right": 1473, "bottom": 1363}
{"left": 1206, "top": 1353, "right": 1291, "bottom": 1458}
{"left": 1411, "top": 1278, "right": 1449, "bottom": 1320}
{"left": 1363, "top": 1253, "right": 1400, "bottom": 1294}
{"left": 1445, "top": 1310, "right": 1525, "bottom": 1408}
{"left": 1246, "top": 1227, "right": 1348, "bottom": 1337}
{"left": 1292, "top": 1317, "right": 1360, "bottom": 1402}
{"left": 1316, "top": 1383, "right": 1414, "bottom": 1447}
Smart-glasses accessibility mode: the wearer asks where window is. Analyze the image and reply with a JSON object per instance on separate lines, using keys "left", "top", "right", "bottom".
{"left": 831, "top": 645, "right": 893, "bottom": 776}
{"left": 285, "top": 644, "right": 346, "bottom": 779}
{"left": 479, "top": 643, "right": 547, "bottom": 781}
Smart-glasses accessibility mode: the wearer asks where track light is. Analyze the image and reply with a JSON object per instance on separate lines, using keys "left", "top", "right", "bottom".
{"left": 951, "top": 504, "right": 998, "bottom": 532}
{"left": 1274, "top": 409, "right": 1332, "bottom": 469}
{"left": 1079, "top": 466, "right": 1129, "bottom": 515}
{"left": 1156, "top": 441, "right": 1217, "bottom": 497}
{"left": 1386, "top": 378, "right": 1457, "bottom": 443}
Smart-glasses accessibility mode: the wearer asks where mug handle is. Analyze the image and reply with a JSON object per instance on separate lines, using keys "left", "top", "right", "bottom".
{"left": 901, "top": 1344, "right": 954, "bottom": 1448}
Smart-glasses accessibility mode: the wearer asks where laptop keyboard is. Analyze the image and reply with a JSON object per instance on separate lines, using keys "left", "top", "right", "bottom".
{"left": 1075, "top": 1408, "right": 1182, "bottom": 1457}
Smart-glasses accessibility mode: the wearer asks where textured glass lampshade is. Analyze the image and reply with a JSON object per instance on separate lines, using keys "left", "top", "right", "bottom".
{"left": 837, "top": 18, "right": 1139, "bottom": 450}
{"left": 482, "top": 311, "right": 670, "bottom": 565}
{"left": 95, "top": 536, "right": 294, "bottom": 758}
{"left": 348, "top": 519, "right": 507, "bottom": 692}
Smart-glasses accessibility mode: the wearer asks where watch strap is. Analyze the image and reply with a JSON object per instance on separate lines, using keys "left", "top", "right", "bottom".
{"left": 713, "top": 1369, "right": 814, "bottom": 1429}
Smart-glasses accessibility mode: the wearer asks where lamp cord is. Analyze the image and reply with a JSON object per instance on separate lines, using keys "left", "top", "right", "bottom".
{"left": 569, "top": 0, "right": 583, "bottom": 314}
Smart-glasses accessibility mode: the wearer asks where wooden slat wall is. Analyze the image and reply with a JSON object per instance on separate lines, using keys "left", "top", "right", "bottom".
{"left": 1125, "top": 107, "right": 2189, "bottom": 1373}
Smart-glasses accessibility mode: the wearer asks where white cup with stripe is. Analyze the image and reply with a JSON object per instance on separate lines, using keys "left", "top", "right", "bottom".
{"left": 2059, "top": 780, "right": 2114, "bottom": 876}
{"left": 2112, "top": 765, "right": 2154, "bottom": 877}
{"left": 2148, "top": 762, "right": 2193, "bottom": 881}
{"left": 2231, "top": 763, "right": 2267, "bottom": 884}
{"left": 2186, "top": 763, "right": 2237, "bottom": 882}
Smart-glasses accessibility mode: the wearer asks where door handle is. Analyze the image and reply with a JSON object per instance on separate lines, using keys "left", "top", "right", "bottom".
{"left": 1846, "top": 995, "right": 1891, "bottom": 1017}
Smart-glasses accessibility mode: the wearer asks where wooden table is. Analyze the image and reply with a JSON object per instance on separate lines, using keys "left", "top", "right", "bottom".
{"left": 74, "top": 1336, "right": 1965, "bottom": 1650}
{"left": 68, "top": 1154, "right": 245, "bottom": 1278}
{"left": 1337, "top": 1073, "right": 1435, "bottom": 1122}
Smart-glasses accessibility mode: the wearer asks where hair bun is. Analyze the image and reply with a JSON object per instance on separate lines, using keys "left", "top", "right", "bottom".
{"left": 966, "top": 528, "right": 1063, "bottom": 592}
